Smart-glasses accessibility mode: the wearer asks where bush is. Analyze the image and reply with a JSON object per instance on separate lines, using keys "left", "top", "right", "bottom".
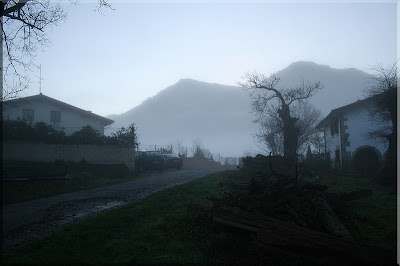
{"left": 67, "top": 125, "right": 104, "bottom": 144}
{"left": 3, "top": 119, "right": 65, "bottom": 143}
{"left": 105, "top": 124, "right": 139, "bottom": 146}
{"left": 3, "top": 119, "right": 138, "bottom": 147}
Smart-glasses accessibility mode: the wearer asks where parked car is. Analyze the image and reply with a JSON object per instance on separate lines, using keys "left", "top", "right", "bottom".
{"left": 162, "top": 154, "right": 183, "bottom": 170}
{"left": 135, "top": 151, "right": 165, "bottom": 172}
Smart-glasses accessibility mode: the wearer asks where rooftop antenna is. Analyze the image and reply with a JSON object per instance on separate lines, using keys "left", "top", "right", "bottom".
{"left": 39, "top": 64, "right": 42, "bottom": 94}
{"left": 35, "top": 64, "right": 43, "bottom": 94}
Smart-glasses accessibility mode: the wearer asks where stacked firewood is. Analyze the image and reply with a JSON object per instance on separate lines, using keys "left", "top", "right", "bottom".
{"left": 207, "top": 155, "right": 395, "bottom": 264}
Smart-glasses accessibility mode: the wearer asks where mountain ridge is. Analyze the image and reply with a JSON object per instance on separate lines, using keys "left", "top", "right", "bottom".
{"left": 106, "top": 61, "right": 373, "bottom": 157}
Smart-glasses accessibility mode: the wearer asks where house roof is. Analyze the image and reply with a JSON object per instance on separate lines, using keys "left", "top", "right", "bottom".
{"left": 4, "top": 93, "right": 114, "bottom": 126}
{"left": 316, "top": 95, "right": 377, "bottom": 129}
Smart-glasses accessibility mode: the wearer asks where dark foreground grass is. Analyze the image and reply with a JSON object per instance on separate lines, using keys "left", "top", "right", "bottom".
{"left": 304, "top": 175, "right": 397, "bottom": 249}
{"left": 3, "top": 171, "right": 230, "bottom": 264}
{"left": 3, "top": 172, "right": 143, "bottom": 205}
{"left": 3, "top": 171, "right": 395, "bottom": 264}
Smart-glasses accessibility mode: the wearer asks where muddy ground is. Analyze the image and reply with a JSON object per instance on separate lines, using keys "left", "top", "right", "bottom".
{"left": 2, "top": 168, "right": 222, "bottom": 254}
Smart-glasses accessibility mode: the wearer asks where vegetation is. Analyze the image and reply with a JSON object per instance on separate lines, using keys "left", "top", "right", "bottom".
{"left": 240, "top": 72, "right": 323, "bottom": 161}
{"left": 3, "top": 170, "right": 395, "bottom": 263}
{"left": 192, "top": 138, "right": 212, "bottom": 160}
{"left": 303, "top": 174, "right": 396, "bottom": 249}
{"left": 365, "top": 63, "right": 397, "bottom": 186}
{"left": 3, "top": 160, "right": 138, "bottom": 205}
{"left": 1, "top": 0, "right": 112, "bottom": 101}
{"left": 158, "top": 146, "right": 173, "bottom": 154}
{"left": 3, "top": 172, "right": 229, "bottom": 264}
{"left": 2, "top": 119, "right": 139, "bottom": 146}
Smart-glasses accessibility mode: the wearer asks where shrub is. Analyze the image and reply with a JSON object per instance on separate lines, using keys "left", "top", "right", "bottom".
{"left": 106, "top": 124, "right": 139, "bottom": 146}
{"left": 2, "top": 119, "right": 138, "bottom": 147}
{"left": 67, "top": 125, "right": 104, "bottom": 144}
{"left": 3, "top": 119, "right": 65, "bottom": 143}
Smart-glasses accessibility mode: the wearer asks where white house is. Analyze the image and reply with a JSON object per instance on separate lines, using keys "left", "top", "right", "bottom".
{"left": 316, "top": 96, "right": 388, "bottom": 171}
{"left": 3, "top": 93, "right": 114, "bottom": 135}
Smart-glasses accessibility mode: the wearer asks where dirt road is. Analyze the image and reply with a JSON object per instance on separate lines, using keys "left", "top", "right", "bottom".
{"left": 2, "top": 168, "right": 222, "bottom": 253}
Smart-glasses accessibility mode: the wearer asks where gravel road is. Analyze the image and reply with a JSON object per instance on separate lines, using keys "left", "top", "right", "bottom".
{"left": 2, "top": 168, "right": 222, "bottom": 254}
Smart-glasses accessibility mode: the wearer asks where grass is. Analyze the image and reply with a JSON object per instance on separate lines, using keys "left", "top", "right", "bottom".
{"left": 3, "top": 171, "right": 231, "bottom": 264}
{"left": 3, "top": 170, "right": 396, "bottom": 263}
{"left": 3, "top": 171, "right": 143, "bottom": 205}
{"left": 304, "top": 174, "right": 397, "bottom": 249}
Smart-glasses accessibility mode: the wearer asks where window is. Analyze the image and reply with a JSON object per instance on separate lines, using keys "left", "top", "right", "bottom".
{"left": 23, "top": 109, "right": 34, "bottom": 121}
{"left": 335, "top": 149, "right": 340, "bottom": 162}
{"left": 50, "top": 111, "right": 61, "bottom": 123}
{"left": 330, "top": 118, "right": 339, "bottom": 136}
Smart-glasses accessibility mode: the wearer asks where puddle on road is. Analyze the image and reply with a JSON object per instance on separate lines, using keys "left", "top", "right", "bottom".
{"left": 71, "top": 200, "right": 125, "bottom": 218}
{"left": 94, "top": 201, "right": 124, "bottom": 211}
{"left": 62, "top": 200, "right": 125, "bottom": 223}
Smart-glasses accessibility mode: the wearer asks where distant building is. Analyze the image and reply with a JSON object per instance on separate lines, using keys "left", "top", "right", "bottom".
{"left": 3, "top": 93, "right": 114, "bottom": 135}
{"left": 316, "top": 96, "right": 388, "bottom": 172}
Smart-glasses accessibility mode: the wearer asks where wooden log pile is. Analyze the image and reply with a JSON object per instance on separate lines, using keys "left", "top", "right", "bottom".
{"left": 206, "top": 155, "right": 395, "bottom": 264}
{"left": 212, "top": 207, "right": 395, "bottom": 265}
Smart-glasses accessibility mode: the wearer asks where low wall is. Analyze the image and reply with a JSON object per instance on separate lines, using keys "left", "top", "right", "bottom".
{"left": 3, "top": 141, "right": 135, "bottom": 170}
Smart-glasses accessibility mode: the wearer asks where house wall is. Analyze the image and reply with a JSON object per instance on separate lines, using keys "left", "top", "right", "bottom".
{"left": 3, "top": 99, "right": 107, "bottom": 135}
{"left": 343, "top": 105, "right": 388, "bottom": 158}
{"left": 3, "top": 141, "right": 135, "bottom": 170}
{"left": 324, "top": 120, "right": 342, "bottom": 162}
{"left": 324, "top": 105, "right": 388, "bottom": 162}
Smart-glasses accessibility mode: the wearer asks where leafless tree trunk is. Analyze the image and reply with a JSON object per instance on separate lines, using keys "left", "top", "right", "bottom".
{"left": 240, "top": 72, "right": 323, "bottom": 162}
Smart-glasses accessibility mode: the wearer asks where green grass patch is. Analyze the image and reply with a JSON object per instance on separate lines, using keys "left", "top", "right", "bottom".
{"left": 3, "top": 171, "right": 232, "bottom": 264}
{"left": 304, "top": 175, "right": 396, "bottom": 249}
{"left": 3, "top": 171, "right": 144, "bottom": 205}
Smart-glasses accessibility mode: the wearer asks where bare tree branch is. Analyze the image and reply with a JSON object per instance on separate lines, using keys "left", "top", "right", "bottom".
{"left": 240, "top": 71, "right": 323, "bottom": 161}
{"left": 363, "top": 61, "right": 398, "bottom": 185}
{"left": 3, "top": 1, "right": 27, "bottom": 15}
{"left": 4, "top": 13, "right": 43, "bottom": 31}
{"left": 1, "top": 0, "right": 114, "bottom": 101}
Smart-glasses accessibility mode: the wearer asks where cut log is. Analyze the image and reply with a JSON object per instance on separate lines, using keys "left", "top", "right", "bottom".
{"left": 310, "top": 194, "right": 354, "bottom": 240}
{"left": 213, "top": 207, "right": 395, "bottom": 265}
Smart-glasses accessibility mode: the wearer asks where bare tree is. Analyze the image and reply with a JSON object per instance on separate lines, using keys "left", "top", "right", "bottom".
{"left": 192, "top": 137, "right": 211, "bottom": 159}
{"left": 310, "top": 131, "right": 325, "bottom": 154}
{"left": 175, "top": 138, "right": 185, "bottom": 157}
{"left": 1, "top": 0, "right": 112, "bottom": 101}
{"left": 255, "top": 101, "right": 322, "bottom": 156}
{"left": 365, "top": 62, "right": 398, "bottom": 186}
{"left": 240, "top": 72, "right": 323, "bottom": 162}
{"left": 295, "top": 101, "right": 323, "bottom": 155}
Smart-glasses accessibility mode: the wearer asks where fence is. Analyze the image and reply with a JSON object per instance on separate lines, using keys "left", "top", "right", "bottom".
{"left": 298, "top": 153, "right": 330, "bottom": 163}
{"left": 137, "top": 144, "right": 241, "bottom": 166}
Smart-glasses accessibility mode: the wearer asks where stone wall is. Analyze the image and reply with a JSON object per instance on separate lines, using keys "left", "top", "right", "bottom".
{"left": 3, "top": 141, "right": 135, "bottom": 170}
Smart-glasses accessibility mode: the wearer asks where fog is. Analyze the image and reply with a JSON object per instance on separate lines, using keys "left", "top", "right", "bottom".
{"left": 106, "top": 61, "right": 374, "bottom": 157}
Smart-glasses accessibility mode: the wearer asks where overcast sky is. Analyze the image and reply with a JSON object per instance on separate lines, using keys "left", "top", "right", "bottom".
{"left": 23, "top": 0, "right": 398, "bottom": 117}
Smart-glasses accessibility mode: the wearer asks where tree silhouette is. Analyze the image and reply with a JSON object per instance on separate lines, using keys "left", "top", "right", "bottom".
{"left": 240, "top": 72, "right": 323, "bottom": 162}
{"left": 1, "top": 0, "right": 112, "bottom": 101}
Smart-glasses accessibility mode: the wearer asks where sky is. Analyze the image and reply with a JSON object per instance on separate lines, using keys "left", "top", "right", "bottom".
{"left": 19, "top": 0, "right": 398, "bottom": 117}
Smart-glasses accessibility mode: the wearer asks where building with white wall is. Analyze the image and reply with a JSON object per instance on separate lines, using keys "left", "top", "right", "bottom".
{"left": 3, "top": 93, "right": 114, "bottom": 135}
{"left": 317, "top": 96, "right": 388, "bottom": 171}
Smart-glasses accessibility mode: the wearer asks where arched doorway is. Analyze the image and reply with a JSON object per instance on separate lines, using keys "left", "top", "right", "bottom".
{"left": 352, "top": 146, "right": 381, "bottom": 177}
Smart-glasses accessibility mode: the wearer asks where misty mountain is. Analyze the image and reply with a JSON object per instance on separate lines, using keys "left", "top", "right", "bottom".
{"left": 106, "top": 79, "right": 256, "bottom": 157}
{"left": 275, "top": 61, "right": 372, "bottom": 115}
{"left": 106, "top": 61, "right": 373, "bottom": 157}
